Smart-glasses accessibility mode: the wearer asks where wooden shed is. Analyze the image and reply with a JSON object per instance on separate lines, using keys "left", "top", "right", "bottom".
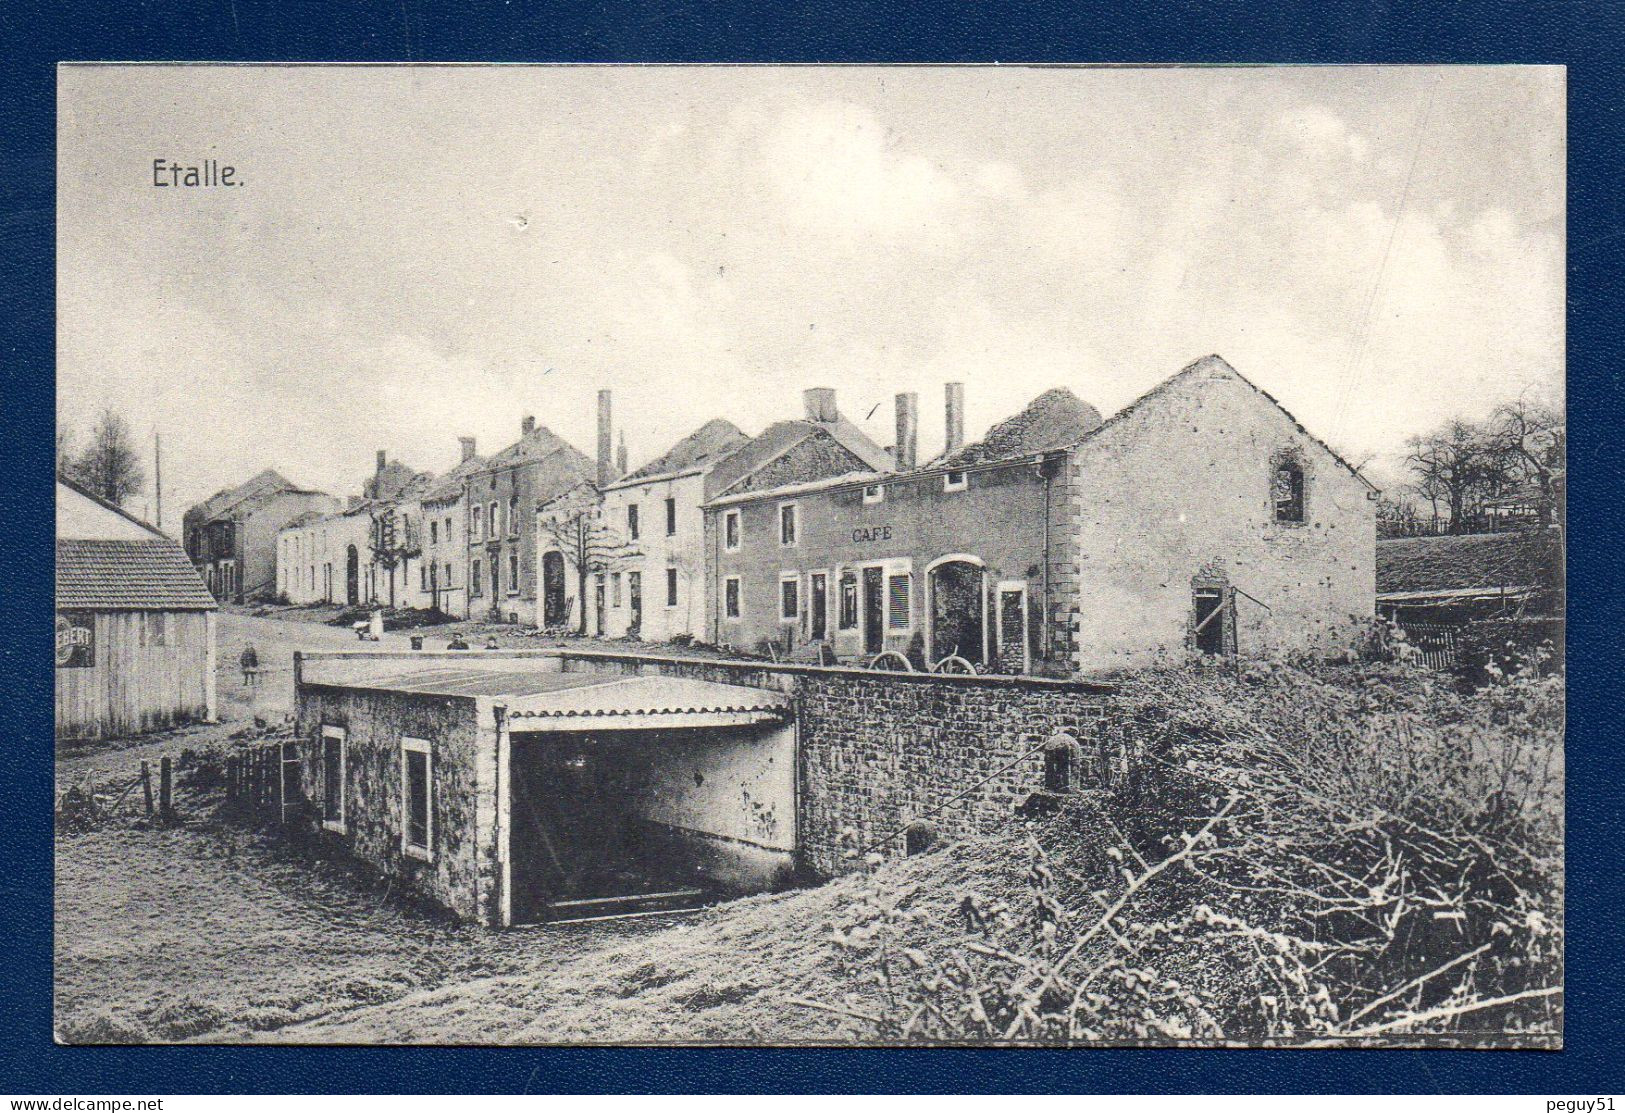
{"left": 56, "top": 479, "right": 218, "bottom": 741}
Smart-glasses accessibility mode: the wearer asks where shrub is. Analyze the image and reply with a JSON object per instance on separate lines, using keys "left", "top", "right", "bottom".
{"left": 807, "top": 655, "right": 1562, "bottom": 1045}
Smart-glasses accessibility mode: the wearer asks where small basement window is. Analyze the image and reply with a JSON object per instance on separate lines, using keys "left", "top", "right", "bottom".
{"left": 402, "top": 737, "right": 433, "bottom": 860}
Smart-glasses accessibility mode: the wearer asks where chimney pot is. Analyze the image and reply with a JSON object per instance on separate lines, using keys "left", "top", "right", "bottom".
{"left": 944, "top": 382, "right": 965, "bottom": 455}
{"left": 894, "top": 391, "right": 919, "bottom": 470}
{"left": 459, "top": 436, "right": 477, "bottom": 462}
{"left": 803, "top": 387, "right": 838, "bottom": 423}
{"left": 521, "top": 415, "right": 535, "bottom": 437}
{"left": 597, "top": 390, "right": 614, "bottom": 488}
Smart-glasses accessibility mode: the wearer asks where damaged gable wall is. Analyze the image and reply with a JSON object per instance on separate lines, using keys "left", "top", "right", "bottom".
{"left": 1066, "top": 366, "right": 1375, "bottom": 672}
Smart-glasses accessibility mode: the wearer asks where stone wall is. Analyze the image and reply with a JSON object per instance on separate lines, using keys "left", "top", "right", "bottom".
{"left": 551, "top": 650, "right": 1113, "bottom": 877}
{"left": 294, "top": 684, "right": 498, "bottom": 922}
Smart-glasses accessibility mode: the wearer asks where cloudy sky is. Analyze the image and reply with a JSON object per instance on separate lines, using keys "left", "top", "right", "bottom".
{"left": 58, "top": 65, "right": 1563, "bottom": 523}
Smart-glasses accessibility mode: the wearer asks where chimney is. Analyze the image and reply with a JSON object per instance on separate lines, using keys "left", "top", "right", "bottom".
{"left": 458, "top": 436, "right": 476, "bottom": 462}
{"left": 616, "top": 431, "right": 628, "bottom": 477}
{"left": 803, "top": 387, "right": 838, "bottom": 423}
{"left": 597, "top": 389, "right": 614, "bottom": 488}
{"left": 944, "top": 382, "right": 965, "bottom": 455}
{"left": 375, "top": 449, "right": 387, "bottom": 474}
{"left": 521, "top": 415, "right": 535, "bottom": 437}
{"left": 894, "top": 391, "right": 919, "bottom": 470}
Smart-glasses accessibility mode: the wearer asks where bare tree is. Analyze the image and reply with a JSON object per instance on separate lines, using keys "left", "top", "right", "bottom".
{"left": 539, "top": 486, "right": 629, "bottom": 635}
{"left": 1489, "top": 397, "right": 1565, "bottom": 526}
{"left": 72, "top": 409, "right": 145, "bottom": 506}
{"left": 1404, "top": 419, "right": 1513, "bottom": 534}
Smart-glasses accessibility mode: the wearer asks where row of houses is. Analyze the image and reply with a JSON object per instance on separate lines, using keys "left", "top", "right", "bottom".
{"left": 183, "top": 354, "right": 1377, "bottom": 674}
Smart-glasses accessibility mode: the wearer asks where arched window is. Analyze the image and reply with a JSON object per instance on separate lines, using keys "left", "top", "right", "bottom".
{"left": 1273, "top": 457, "right": 1305, "bottom": 523}
{"left": 1044, "top": 733, "right": 1079, "bottom": 793}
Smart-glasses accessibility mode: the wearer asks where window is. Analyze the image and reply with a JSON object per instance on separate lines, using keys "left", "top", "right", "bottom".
{"left": 944, "top": 469, "right": 967, "bottom": 492}
{"left": 780, "top": 573, "right": 800, "bottom": 622}
{"left": 779, "top": 502, "right": 798, "bottom": 547}
{"left": 724, "top": 510, "right": 741, "bottom": 552}
{"left": 863, "top": 483, "right": 884, "bottom": 505}
{"left": 1194, "top": 588, "right": 1226, "bottom": 656}
{"left": 724, "top": 575, "right": 742, "bottom": 621}
{"left": 401, "top": 737, "right": 432, "bottom": 859}
{"left": 838, "top": 570, "right": 858, "bottom": 630}
{"left": 509, "top": 495, "right": 519, "bottom": 536}
{"left": 444, "top": 517, "right": 453, "bottom": 543}
{"left": 471, "top": 505, "right": 484, "bottom": 542}
{"left": 322, "top": 726, "right": 346, "bottom": 832}
{"left": 489, "top": 502, "right": 500, "bottom": 540}
{"left": 666, "top": 567, "right": 679, "bottom": 607}
{"left": 665, "top": 497, "right": 677, "bottom": 536}
{"left": 627, "top": 503, "right": 640, "bottom": 541}
{"left": 429, "top": 520, "right": 438, "bottom": 545}
{"left": 611, "top": 572, "right": 622, "bottom": 607}
{"left": 471, "top": 558, "right": 483, "bottom": 596}
{"left": 1273, "top": 458, "right": 1305, "bottom": 523}
{"left": 420, "top": 564, "right": 428, "bottom": 592}
{"left": 444, "top": 561, "right": 453, "bottom": 588}
{"left": 507, "top": 549, "right": 519, "bottom": 593}
{"left": 887, "top": 571, "right": 913, "bottom": 630}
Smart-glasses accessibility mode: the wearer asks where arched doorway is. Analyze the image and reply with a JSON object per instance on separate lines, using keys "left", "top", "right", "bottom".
{"left": 929, "top": 558, "right": 986, "bottom": 667}
{"left": 345, "top": 545, "right": 360, "bottom": 606}
{"left": 542, "top": 550, "right": 567, "bottom": 627}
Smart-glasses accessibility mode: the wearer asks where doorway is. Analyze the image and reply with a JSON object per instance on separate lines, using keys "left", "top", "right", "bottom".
{"left": 809, "top": 572, "right": 828, "bottom": 641}
{"left": 542, "top": 550, "right": 567, "bottom": 627}
{"left": 627, "top": 571, "right": 643, "bottom": 636}
{"left": 862, "top": 566, "right": 885, "bottom": 654}
{"left": 929, "top": 559, "right": 986, "bottom": 666}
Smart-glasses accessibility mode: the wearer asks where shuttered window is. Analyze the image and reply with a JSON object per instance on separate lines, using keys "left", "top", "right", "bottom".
{"left": 887, "top": 573, "right": 912, "bottom": 630}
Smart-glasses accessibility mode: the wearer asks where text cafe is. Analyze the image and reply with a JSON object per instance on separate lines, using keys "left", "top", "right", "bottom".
{"left": 705, "top": 453, "right": 1069, "bottom": 676}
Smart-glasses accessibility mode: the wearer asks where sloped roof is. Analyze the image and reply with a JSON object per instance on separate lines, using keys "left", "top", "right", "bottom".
{"left": 58, "top": 477, "right": 166, "bottom": 541}
{"left": 482, "top": 424, "right": 589, "bottom": 469}
{"left": 1377, "top": 530, "right": 1562, "bottom": 595}
{"left": 940, "top": 387, "right": 1103, "bottom": 468}
{"left": 707, "top": 416, "right": 892, "bottom": 499}
{"left": 615, "top": 418, "right": 750, "bottom": 486}
{"left": 505, "top": 674, "right": 790, "bottom": 725}
{"left": 57, "top": 539, "right": 217, "bottom": 611}
{"left": 191, "top": 468, "right": 295, "bottom": 523}
{"left": 422, "top": 455, "right": 488, "bottom": 504}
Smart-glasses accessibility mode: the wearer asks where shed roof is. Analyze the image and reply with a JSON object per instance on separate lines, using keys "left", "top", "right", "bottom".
{"left": 1376, "top": 530, "right": 1562, "bottom": 595}
{"left": 57, "top": 538, "right": 218, "bottom": 611}
{"left": 505, "top": 675, "right": 789, "bottom": 726}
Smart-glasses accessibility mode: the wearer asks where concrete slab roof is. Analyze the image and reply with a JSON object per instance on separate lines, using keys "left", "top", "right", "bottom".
{"left": 301, "top": 659, "right": 626, "bottom": 699}
{"left": 505, "top": 675, "right": 790, "bottom": 727}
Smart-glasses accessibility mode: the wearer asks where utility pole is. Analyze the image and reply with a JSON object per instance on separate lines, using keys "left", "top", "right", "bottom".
{"left": 154, "top": 429, "right": 163, "bottom": 531}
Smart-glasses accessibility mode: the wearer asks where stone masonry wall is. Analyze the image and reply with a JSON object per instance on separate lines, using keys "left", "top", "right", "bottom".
{"left": 551, "top": 650, "right": 1113, "bottom": 878}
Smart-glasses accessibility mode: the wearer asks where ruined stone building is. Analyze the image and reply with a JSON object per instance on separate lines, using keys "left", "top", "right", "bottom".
{"left": 704, "top": 355, "right": 1377, "bottom": 674}
{"left": 183, "top": 469, "right": 342, "bottom": 603}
